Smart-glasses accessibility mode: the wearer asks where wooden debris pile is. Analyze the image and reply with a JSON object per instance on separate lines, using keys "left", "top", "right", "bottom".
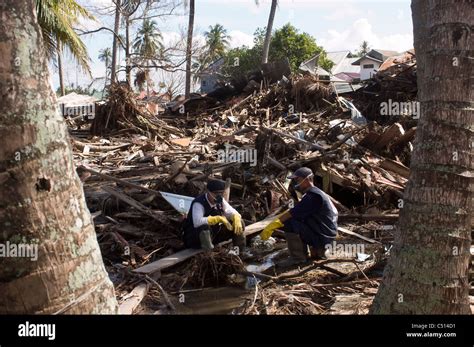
{"left": 352, "top": 55, "right": 417, "bottom": 126}
{"left": 168, "top": 249, "right": 246, "bottom": 290}
{"left": 237, "top": 254, "right": 386, "bottom": 315}
{"left": 67, "top": 72, "right": 421, "bottom": 314}
{"left": 91, "top": 83, "right": 184, "bottom": 140}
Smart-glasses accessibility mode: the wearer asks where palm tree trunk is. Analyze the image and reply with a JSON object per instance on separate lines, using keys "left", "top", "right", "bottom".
{"left": 185, "top": 0, "right": 195, "bottom": 99}
{"left": 146, "top": 69, "right": 150, "bottom": 97}
{"left": 57, "top": 43, "right": 65, "bottom": 96}
{"left": 0, "top": 0, "right": 117, "bottom": 314}
{"left": 125, "top": 17, "right": 131, "bottom": 87}
{"left": 103, "top": 59, "right": 109, "bottom": 95}
{"left": 110, "top": 0, "right": 121, "bottom": 84}
{"left": 261, "top": 0, "right": 277, "bottom": 64}
{"left": 370, "top": 0, "right": 472, "bottom": 314}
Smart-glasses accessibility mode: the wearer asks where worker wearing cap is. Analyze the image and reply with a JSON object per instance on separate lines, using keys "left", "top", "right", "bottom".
{"left": 183, "top": 180, "right": 246, "bottom": 251}
{"left": 260, "top": 167, "right": 338, "bottom": 265}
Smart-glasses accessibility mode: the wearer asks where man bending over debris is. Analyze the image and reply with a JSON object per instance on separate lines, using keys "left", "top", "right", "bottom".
{"left": 183, "top": 180, "right": 246, "bottom": 251}
{"left": 260, "top": 167, "right": 338, "bottom": 266}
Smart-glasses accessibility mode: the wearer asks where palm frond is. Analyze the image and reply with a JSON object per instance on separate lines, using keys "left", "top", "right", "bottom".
{"left": 36, "top": 0, "right": 94, "bottom": 76}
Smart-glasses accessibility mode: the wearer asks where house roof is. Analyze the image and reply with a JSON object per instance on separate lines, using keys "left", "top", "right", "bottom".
{"left": 57, "top": 92, "right": 97, "bottom": 106}
{"left": 299, "top": 55, "right": 331, "bottom": 76}
{"left": 334, "top": 72, "right": 360, "bottom": 82}
{"left": 301, "top": 50, "right": 361, "bottom": 76}
{"left": 334, "top": 82, "right": 362, "bottom": 94}
{"left": 300, "top": 55, "right": 330, "bottom": 76}
{"left": 352, "top": 49, "right": 400, "bottom": 65}
{"left": 327, "top": 51, "right": 360, "bottom": 74}
{"left": 326, "top": 51, "right": 350, "bottom": 70}
{"left": 374, "top": 49, "right": 399, "bottom": 57}
{"left": 332, "top": 56, "right": 360, "bottom": 74}
{"left": 299, "top": 54, "right": 320, "bottom": 74}
{"left": 379, "top": 49, "right": 416, "bottom": 72}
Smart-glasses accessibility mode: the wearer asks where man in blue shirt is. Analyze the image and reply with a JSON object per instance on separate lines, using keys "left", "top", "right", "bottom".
{"left": 260, "top": 167, "right": 338, "bottom": 265}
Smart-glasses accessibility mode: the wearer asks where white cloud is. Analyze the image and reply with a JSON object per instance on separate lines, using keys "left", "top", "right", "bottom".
{"left": 323, "top": 4, "right": 363, "bottom": 21}
{"left": 160, "top": 30, "right": 253, "bottom": 50}
{"left": 75, "top": 16, "right": 103, "bottom": 32}
{"left": 228, "top": 30, "right": 254, "bottom": 48}
{"left": 396, "top": 9, "right": 405, "bottom": 20}
{"left": 319, "top": 18, "right": 413, "bottom": 53}
{"left": 161, "top": 31, "right": 184, "bottom": 46}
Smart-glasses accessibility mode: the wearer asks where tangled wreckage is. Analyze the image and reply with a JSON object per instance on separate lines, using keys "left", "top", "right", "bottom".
{"left": 67, "top": 57, "right": 453, "bottom": 315}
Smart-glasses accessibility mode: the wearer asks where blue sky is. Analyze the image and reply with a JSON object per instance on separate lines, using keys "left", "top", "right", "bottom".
{"left": 52, "top": 0, "right": 414, "bottom": 90}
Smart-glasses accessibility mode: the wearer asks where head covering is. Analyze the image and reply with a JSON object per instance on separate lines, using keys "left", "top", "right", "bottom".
{"left": 288, "top": 167, "right": 313, "bottom": 180}
{"left": 207, "top": 180, "right": 225, "bottom": 192}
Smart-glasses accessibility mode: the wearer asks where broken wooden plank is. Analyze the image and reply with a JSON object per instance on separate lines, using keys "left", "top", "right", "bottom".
{"left": 243, "top": 216, "right": 277, "bottom": 236}
{"left": 170, "top": 137, "right": 191, "bottom": 147}
{"left": 267, "top": 156, "right": 287, "bottom": 171}
{"left": 372, "top": 123, "right": 405, "bottom": 151}
{"left": 102, "top": 186, "right": 165, "bottom": 223}
{"left": 337, "top": 226, "right": 382, "bottom": 244}
{"left": 338, "top": 213, "right": 399, "bottom": 222}
{"left": 73, "top": 139, "right": 131, "bottom": 152}
{"left": 133, "top": 248, "right": 202, "bottom": 275}
{"left": 330, "top": 125, "right": 368, "bottom": 150}
{"left": 358, "top": 131, "right": 380, "bottom": 149}
{"left": 118, "top": 282, "right": 149, "bottom": 315}
{"left": 262, "top": 126, "right": 327, "bottom": 151}
{"left": 379, "top": 159, "right": 410, "bottom": 179}
{"left": 79, "top": 166, "right": 161, "bottom": 195}
{"left": 390, "top": 127, "right": 416, "bottom": 149}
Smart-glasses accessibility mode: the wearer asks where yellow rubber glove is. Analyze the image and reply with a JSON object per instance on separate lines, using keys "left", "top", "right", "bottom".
{"left": 207, "top": 215, "right": 232, "bottom": 230}
{"left": 232, "top": 214, "right": 243, "bottom": 235}
{"left": 260, "top": 218, "right": 284, "bottom": 241}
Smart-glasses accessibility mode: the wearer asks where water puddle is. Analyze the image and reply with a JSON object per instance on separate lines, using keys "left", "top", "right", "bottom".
{"left": 172, "top": 286, "right": 249, "bottom": 314}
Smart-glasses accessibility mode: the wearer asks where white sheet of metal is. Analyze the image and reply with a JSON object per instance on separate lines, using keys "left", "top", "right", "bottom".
{"left": 160, "top": 191, "right": 194, "bottom": 214}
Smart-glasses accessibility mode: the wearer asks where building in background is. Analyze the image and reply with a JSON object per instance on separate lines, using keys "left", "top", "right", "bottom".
{"left": 351, "top": 49, "right": 399, "bottom": 80}
{"left": 197, "top": 57, "right": 225, "bottom": 94}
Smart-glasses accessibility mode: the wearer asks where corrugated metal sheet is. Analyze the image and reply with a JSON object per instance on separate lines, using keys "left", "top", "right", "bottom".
{"left": 333, "top": 82, "right": 362, "bottom": 94}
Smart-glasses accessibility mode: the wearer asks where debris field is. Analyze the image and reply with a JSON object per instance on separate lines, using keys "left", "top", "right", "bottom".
{"left": 69, "top": 62, "right": 423, "bottom": 315}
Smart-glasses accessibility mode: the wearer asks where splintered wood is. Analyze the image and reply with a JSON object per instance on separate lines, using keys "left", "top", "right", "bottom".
{"left": 70, "top": 73, "right": 419, "bottom": 315}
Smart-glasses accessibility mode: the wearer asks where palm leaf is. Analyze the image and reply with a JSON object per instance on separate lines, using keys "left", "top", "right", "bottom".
{"left": 36, "top": 0, "right": 95, "bottom": 76}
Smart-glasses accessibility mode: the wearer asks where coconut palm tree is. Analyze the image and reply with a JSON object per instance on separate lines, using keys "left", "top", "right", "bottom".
{"left": 370, "top": 0, "right": 472, "bottom": 314}
{"left": 118, "top": 33, "right": 126, "bottom": 65}
{"left": 36, "top": 0, "right": 94, "bottom": 94}
{"left": 110, "top": 0, "right": 121, "bottom": 84}
{"left": 260, "top": 0, "right": 278, "bottom": 64}
{"left": 120, "top": 0, "right": 141, "bottom": 87}
{"left": 185, "top": 0, "right": 195, "bottom": 98}
{"left": 0, "top": 0, "right": 117, "bottom": 314}
{"left": 133, "top": 19, "right": 164, "bottom": 60}
{"left": 357, "top": 40, "right": 370, "bottom": 57}
{"left": 203, "top": 24, "right": 230, "bottom": 63}
{"left": 194, "top": 24, "right": 230, "bottom": 83}
{"left": 133, "top": 19, "right": 163, "bottom": 95}
{"left": 98, "top": 47, "right": 112, "bottom": 89}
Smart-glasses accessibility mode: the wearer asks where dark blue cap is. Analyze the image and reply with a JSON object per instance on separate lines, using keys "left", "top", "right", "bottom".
{"left": 207, "top": 180, "right": 225, "bottom": 192}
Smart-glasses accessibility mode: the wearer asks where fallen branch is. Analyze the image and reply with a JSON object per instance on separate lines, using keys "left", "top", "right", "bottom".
{"left": 145, "top": 275, "right": 176, "bottom": 311}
